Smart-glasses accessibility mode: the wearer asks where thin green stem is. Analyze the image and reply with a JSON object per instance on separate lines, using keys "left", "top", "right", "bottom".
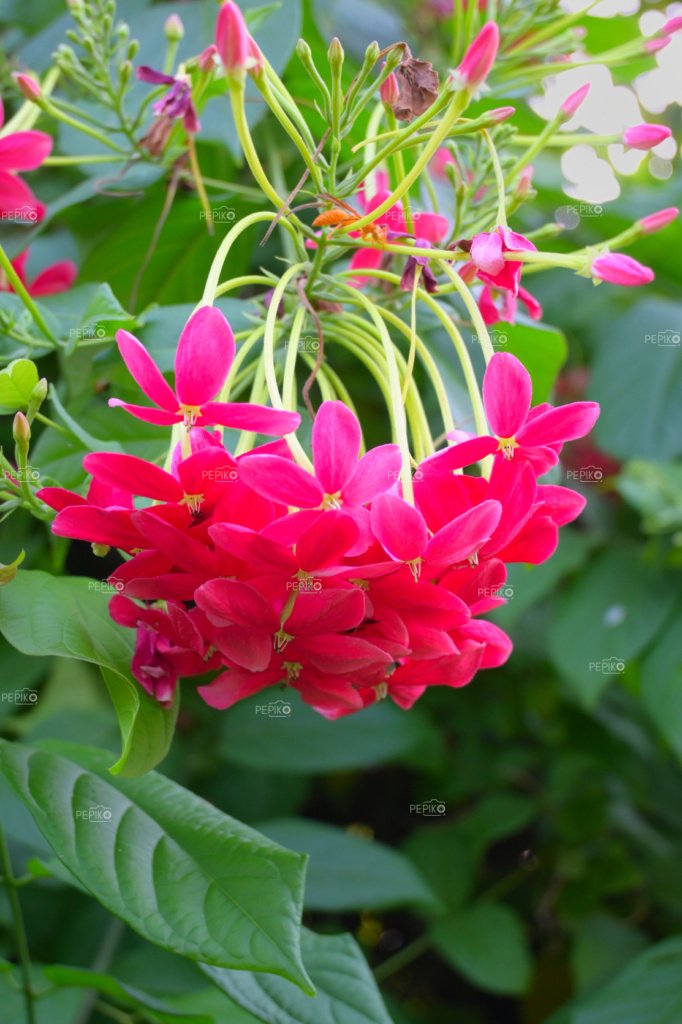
{"left": 481, "top": 129, "right": 507, "bottom": 228}
{"left": 0, "top": 244, "right": 58, "bottom": 345}
{"left": 0, "top": 820, "right": 36, "bottom": 1024}
{"left": 374, "top": 933, "right": 432, "bottom": 982}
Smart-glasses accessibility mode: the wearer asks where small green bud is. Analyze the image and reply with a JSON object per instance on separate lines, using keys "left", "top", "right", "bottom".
{"left": 26, "top": 378, "right": 48, "bottom": 424}
{"left": 165, "top": 13, "right": 184, "bottom": 42}
{"left": 13, "top": 412, "right": 30, "bottom": 448}
{"left": 120, "top": 60, "right": 133, "bottom": 85}
{"left": 91, "top": 543, "right": 111, "bottom": 558}
{"left": 328, "top": 37, "right": 344, "bottom": 73}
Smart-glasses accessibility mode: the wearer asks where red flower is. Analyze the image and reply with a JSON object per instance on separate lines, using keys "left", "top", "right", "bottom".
{"left": 0, "top": 97, "right": 52, "bottom": 224}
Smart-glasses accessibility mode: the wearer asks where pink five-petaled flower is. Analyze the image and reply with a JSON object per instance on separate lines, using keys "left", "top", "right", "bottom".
{"left": 437, "top": 352, "right": 599, "bottom": 469}
{"left": 622, "top": 124, "right": 671, "bottom": 150}
{"left": 0, "top": 97, "right": 52, "bottom": 223}
{"left": 109, "top": 306, "right": 301, "bottom": 434}
{"left": 591, "top": 253, "right": 654, "bottom": 287}
{"left": 468, "top": 225, "right": 536, "bottom": 297}
{"left": 454, "top": 22, "right": 500, "bottom": 92}
{"left": 237, "top": 399, "right": 402, "bottom": 514}
{"left": 1, "top": 249, "right": 77, "bottom": 297}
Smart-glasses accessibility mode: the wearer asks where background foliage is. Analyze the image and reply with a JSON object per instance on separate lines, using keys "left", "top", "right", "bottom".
{"left": 1, "top": 0, "right": 681, "bottom": 1022}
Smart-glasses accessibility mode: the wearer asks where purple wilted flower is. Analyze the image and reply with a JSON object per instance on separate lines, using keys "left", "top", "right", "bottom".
{"left": 400, "top": 239, "right": 439, "bottom": 294}
{"left": 136, "top": 66, "right": 199, "bottom": 154}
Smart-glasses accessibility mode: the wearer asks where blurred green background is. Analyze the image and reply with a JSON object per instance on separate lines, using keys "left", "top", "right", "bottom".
{"left": 1, "top": 1, "right": 681, "bottom": 1022}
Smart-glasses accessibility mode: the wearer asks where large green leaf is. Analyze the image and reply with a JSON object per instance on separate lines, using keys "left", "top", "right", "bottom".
{"left": 221, "top": 693, "right": 433, "bottom": 773}
{"left": 0, "top": 740, "right": 312, "bottom": 991}
{"left": 572, "top": 938, "right": 682, "bottom": 1024}
{"left": 258, "top": 818, "right": 440, "bottom": 912}
{"left": 431, "top": 903, "right": 532, "bottom": 996}
{"left": 639, "top": 606, "right": 682, "bottom": 762}
{"left": 0, "top": 571, "right": 176, "bottom": 775}
{"left": 547, "top": 546, "right": 679, "bottom": 706}
{"left": 589, "top": 299, "right": 682, "bottom": 461}
{"left": 202, "top": 928, "right": 394, "bottom": 1024}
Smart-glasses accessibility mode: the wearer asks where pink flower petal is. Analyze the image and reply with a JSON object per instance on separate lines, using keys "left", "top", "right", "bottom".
{"left": 517, "top": 401, "right": 599, "bottom": 447}
{"left": 371, "top": 493, "right": 429, "bottom": 562}
{"left": 425, "top": 499, "right": 502, "bottom": 566}
{"left": 199, "top": 402, "right": 300, "bottom": 435}
{"left": 28, "top": 260, "right": 77, "bottom": 296}
{"left": 107, "top": 399, "right": 180, "bottom": 425}
{"left": 238, "top": 453, "right": 324, "bottom": 508}
{"left": 312, "top": 400, "right": 362, "bottom": 494}
{"left": 483, "top": 352, "right": 532, "bottom": 438}
{"left": 471, "top": 230, "right": 505, "bottom": 275}
{"left": 0, "top": 130, "right": 52, "bottom": 170}
{"left": 174, "top": 306, "right": 235, "bottom": 407}
{"left": 284, "top": 588, "right": 365, "bottom": 636}
{"left": 196, "top": 578, "right": 279, "bottom": 630}
{"left": 342, "top": 444, "right": 402, "bottom": 506}
{"left": 84, "top": 453, "right": 182, "bottom": 503}
{"left": 114, "top": 330, "right": 178, "bottom": 412}
{"left": 214, "top": 625, "right": 273, "bottom": 671}
{"left": 296, "top": 510, "right": 359, "bottom": 572}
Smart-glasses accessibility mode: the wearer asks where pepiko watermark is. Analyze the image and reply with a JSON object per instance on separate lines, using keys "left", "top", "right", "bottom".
{"left": 588, "top": 656, "right": 625, "bottom": 675}
{"left": 254, "top": 698, "right": 292, "bottom": 717}
{"left": 1, "top": 688, "right": 38, "bottom": 705}
{"left": 410, "top": 798, "right": 446, "bottom": 817}
{"left": 75, "top": 804, "right": 112, "bottom": 822}
{"left": 200, "top": 206, "right": 236, "bottom": 223}
{"left": 566, "top": 465, "right": 603, "bottom": 483}
{"left": 643, "top": 329, "right": 680, "bottom": 348}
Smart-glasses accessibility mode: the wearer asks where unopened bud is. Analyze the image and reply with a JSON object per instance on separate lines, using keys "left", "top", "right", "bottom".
{"left": 454, "top": 21, "right": 499, "bottom": 92}
{"left": 515, "top": 164, "right": 534, "bottom": 198}
{"left": 645, "top": 36, "right": 671, "bottom": 54}
{"left": 216, "top": 1, "right": 250, "bottom": 78}
{"left": 638, "top": 206, "right": 678, "bottom": 235}
{"left": 198, "top": 44, "right": 218, "bottom": 72}
{"left": 165, "top": 13, "right": 184, "bottom": 42}
{"left": 13, "top": 73, "right": 42, "bottom": 103}
{"left": 120, "top": 60, "right": 133, "bottom": 85}
{"left": 486, "top": 105, "right": 515, "bottom": 124}
{"left": 623, "top": 123, "right": 671, "bottom": 150}
{"left": 26, "top": 378, "right": 48, "bottom": 423}
{"left": 380, "top": 69, "right": 399, "bottom": 107}
{"left": 363, "top": 40, "right": 380, "bottom": 66}
{"left": 560, "top": 83, "right": 590, "bottom": 119}
{"left": 13, "top": 412, "right": 30, "bottom": 447}
{"left": 328, "top": 37, "right": 344, "bottom": 74}
{"left": 91, "top": 543, "right": 111, "bottom": 558}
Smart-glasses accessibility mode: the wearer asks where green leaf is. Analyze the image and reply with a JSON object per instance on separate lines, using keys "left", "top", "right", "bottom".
{"left": 41, "top": 965, "right": 212, "bottom": 1022}
{"left": 0, "top": 571, "right": 175, "bottom": 775}
{"left": 639, "top": 606, "right": 682, "bottom": 761}
{"left": 490, "top": 321, "right": 567, "bottom": 404}
{"left": 258, "top": 818, "right": 440, "bottom": 912}
{"left": 431, "top": 903, "right": 532, "bottom": 995}
{"left": 402, "top": 824, "right": 475, "bottom": 912}
{"left": 589, "top": 299, "right": 682, "bottom": 461}
{"left": 101, "top": 666, "right": 178, "bottom": 778}
{"left": 571, "top": 914, "right": 648, "bottom": 994}
{"left": 547, "top": 546, "right": 679, "bottom": 706}
{"left": 0, "top": 359, "right": 39, "bottom": 411}
{"left": 202, "top": 928, "right": 394, "bottom": 1024}
{"left": 615, "top": 460, "right": 682, "bottom": 535}
{"left": 221, "top": 694, "right": 432, "bottom": 773}
{"left": 572, "top": 938, "right": 682, "bottom": 1024}
{"left": 0, "top": 740, "right": 312, "bottom": 991}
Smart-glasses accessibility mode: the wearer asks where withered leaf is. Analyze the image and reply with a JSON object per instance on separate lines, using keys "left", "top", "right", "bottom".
{"left": 393, "top": 46, "right": 439, "bottom": 122}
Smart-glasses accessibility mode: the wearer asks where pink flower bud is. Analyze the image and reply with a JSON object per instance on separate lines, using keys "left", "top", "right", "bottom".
{"left": 216, "top": 1, "right": 250, "bottom": 76}
{"left": 380, "top": 70, "right": 400, "bottom": 107}
{"left": 662, "top": 16, "right": 682, "bottom": 35}
{"left": 13, "top": 72, "right": 42, "bottom": 102}
{"left": 198, "top": 44, "right": 218, "bottom": 72}
{"left": 488, "top": 105, "right": 515, "bottom": 123}
{"left": 592, "top": 253, "right": 654, "bottom": 286}
{"left": 247, "top": 35, "right": 264, "bottom": 74}
{"left": 164, "top": 14, "right": 184, "bottom": 42}
{"left": 456, "top": 22, "right": 500, "bottom": 91}
{"left": 639, "top": 207, "right": 678, "bottom": 234}
{"left": 515, "top": 164, "right": 533, "bottom": 197}
{"left": 560, "top": 83, "right": 590, "bottom": 119}
{"left": 623, "top": 123, "right": 672, "bottom": 150}
{"left": 645, "top": 36, "right": 671, "bottom": 54}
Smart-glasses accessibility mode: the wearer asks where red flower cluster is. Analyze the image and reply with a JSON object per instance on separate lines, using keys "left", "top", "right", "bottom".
{"left": 39, "top": 310, "right": 599, "bottom": 718}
